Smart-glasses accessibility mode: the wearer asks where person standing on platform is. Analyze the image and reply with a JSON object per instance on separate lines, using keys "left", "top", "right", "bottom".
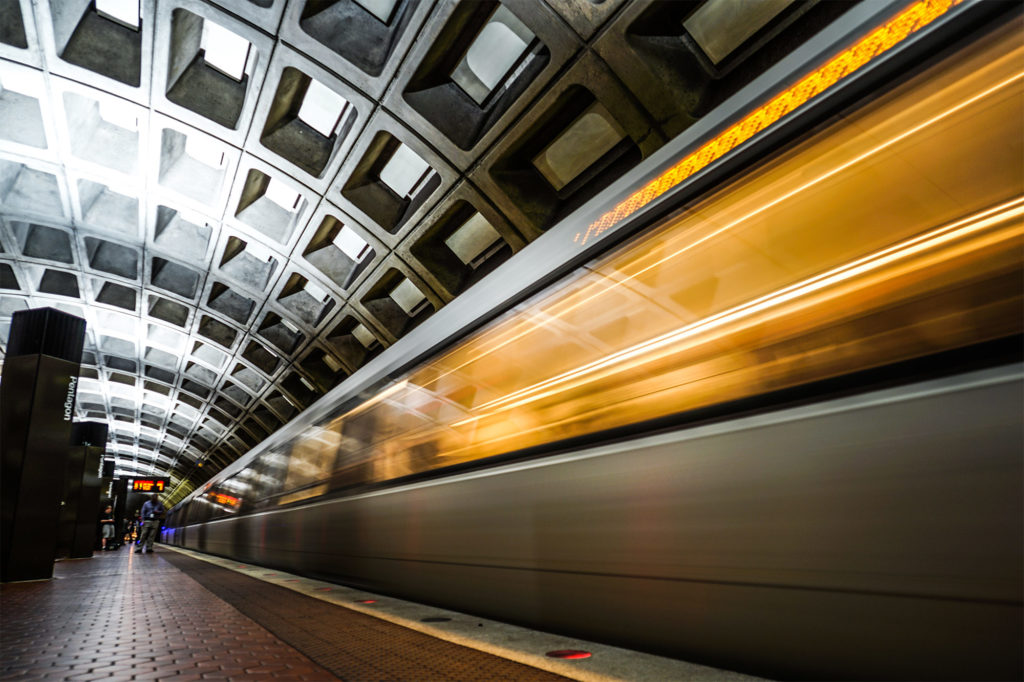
{"left": 135, "top": 495, "right": 165, "bottom": 554}
{"left": 99, "top": 506, "right": 116, "bottom": 551}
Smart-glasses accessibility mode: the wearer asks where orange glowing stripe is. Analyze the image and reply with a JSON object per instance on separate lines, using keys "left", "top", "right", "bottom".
{"left": 575, "top": 0, "right": 965, "bottom": 246}
{"left": 210, "top": 492, "right": 239, "bottom": 506}
{"left": 438, "top": 64, "right": 1023, "bottom": 386}
{"left": 469, "top": 199, "right": 1024, "bottom": 420}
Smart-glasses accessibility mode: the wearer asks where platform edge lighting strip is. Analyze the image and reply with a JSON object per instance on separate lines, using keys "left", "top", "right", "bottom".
{"left": 574, "top": 0, "right": 966, "bottom": 246}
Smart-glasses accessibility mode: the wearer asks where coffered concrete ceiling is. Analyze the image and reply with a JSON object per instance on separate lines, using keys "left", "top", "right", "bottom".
{"left": 0, "top": 0, "right": 846, "bottom": 500}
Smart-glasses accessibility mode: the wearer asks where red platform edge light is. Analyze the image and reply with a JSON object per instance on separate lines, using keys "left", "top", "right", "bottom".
{"left": 546, "top": 650, "right": 592, "bottom": 660}
{"left": 357, "top": 599, "right": 378, "bottom": 604}
{"left": 316, "top": 587, "right": 333, "bottom": 591}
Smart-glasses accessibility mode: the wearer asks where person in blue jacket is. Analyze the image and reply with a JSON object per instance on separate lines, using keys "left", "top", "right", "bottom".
{"left": 135, "top": 495, "right": 165, "bottom": 554}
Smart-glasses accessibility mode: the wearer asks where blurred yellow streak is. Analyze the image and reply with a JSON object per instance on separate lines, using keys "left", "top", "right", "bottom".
{"left": 269, "top": 21, "right": 1022, "bottom": 494}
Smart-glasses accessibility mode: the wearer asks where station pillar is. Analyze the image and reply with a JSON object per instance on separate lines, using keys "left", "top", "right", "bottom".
{"left": 111, "top": 478, "right": 128, "bottom": 545}
{"left": 0, "top": 307, "right": 86, "bottom": 582}
{"left": 57, "top": 422, "right": 109, "bottom": 559}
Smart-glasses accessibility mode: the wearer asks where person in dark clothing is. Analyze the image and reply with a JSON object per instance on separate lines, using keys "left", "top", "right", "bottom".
{"left": 135, "top": 495, "right": 164, "bottom": 554}
{"left": 99, "top": 506, "right": 116, "bottom": 551}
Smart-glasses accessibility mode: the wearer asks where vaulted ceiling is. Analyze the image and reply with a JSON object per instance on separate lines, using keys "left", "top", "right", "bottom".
{"left": 0, "top": 0, "right": 846, "bottom": 503}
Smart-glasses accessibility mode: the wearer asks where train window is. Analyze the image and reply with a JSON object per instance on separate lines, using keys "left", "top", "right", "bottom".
{"left": 278, "top": 483, "right": 329, "bottom": 506}
{"left": 186, "top": 497, "right": 212, "bottom": 525}
{"left": 283, "top": 425, "right": 342, "bottom": 492}
{"left": 532, "top": 102, "right": 627, "bottom": 192}
{"left": 250, "top": 449, "right": 288, "bottom": 501}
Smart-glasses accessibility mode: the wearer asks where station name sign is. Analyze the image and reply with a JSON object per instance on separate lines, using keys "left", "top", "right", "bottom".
{"left": 131, "top": 478, "right": 169, "bottom": 493}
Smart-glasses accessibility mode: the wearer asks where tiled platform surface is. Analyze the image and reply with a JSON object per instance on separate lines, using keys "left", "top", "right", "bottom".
{"left": 0, "top": 546, "right": 568, "bottom": 681}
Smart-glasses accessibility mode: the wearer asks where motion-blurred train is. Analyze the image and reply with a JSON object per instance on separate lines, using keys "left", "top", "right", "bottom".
{"left": 164, "top": 2, "right": 1023, "bottom": 679}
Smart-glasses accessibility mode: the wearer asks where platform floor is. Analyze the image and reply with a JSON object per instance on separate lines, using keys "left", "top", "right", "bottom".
{"left": 1, "top": 545, "right": 762, "bottom": 681}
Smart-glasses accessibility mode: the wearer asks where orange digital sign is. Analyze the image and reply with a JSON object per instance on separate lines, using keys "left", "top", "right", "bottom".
{"left": 131, "top": 478, "right": 168, "bottom": 493}
{"left": 209, "top": 492, "right": 240, "bottom": 507}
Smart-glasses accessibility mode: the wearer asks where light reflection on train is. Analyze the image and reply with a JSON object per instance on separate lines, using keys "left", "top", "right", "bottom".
{"left": 166, "top": 15, "right": 1022, "bottom": 681}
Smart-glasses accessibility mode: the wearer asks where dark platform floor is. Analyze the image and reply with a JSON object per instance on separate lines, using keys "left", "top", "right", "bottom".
{"left": 0, "top": 546, "right": 568, "bottom": 681}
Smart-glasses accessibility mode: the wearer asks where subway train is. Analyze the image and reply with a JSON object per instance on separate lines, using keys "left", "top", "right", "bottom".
{"left": 163, "top": 3, "right": 1023, "bottom": 680}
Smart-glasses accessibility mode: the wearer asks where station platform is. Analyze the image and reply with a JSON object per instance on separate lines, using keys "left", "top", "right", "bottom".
{"left": 0, "top": 545, "right": 761, "bottom": 681}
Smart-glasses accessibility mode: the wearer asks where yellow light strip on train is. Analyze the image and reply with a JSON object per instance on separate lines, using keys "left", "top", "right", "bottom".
{"left": 454, "top": 198, "right": 1024, "bottom": 424}
{"left": 574, "top": 0, "right": 965, "bottom": 246}
{"left": 445, "top": 66, "right": 1023, "bottom": 387}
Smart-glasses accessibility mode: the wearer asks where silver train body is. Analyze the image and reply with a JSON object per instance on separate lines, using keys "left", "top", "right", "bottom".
{"left": 168, "top": 369, "right": 1022, "bottom": 680}
{"left": 165, "top": 3, "right": 1023, "bottom": 679}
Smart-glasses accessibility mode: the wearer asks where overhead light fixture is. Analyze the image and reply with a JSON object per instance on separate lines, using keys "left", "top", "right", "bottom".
{"left": 332, "top": 225, "right": 370, "bottom": 262}
{"left": 303, "top": 279, "right": 328, "bottom": 302}
{"left": 297, "top": 79, "right": 350, "bottom": 138}
{"left": 264, "top": 177, "right": 302, "bottom": 211}
{"left": 353, "top": 0, "right": 399, "bottom": 24}
{"left": 451, "top": 6, "right": 535, "bottom": 105}
{"left": 532, "top": 102, "right": 626, "bottom": 191}
{"left": 0, "top": 65, "right": 42, "bottom": 98}
{"left": 98, "top": 98, "right": 139, "bottom": 131}
{"left": 389, "top": 277, "right": 427, "bottom": 316}
{"left": 184, "top": 134, "right": 225, "bottom": 169}
{"left": 242, "top": 240, "right": 276, "bottom": 263}
{"left": 444, "top": 212, "right": 502, "bottom": 267}
{"left": 379, "top": 144, "right": 432, "bottom": 198}
{"left": 322, "top": 354, "right": 344, "bottom": 373}
{"left": 351, "top": 324, "right": 377, "bottom": 349}
{"left": 683, "top": 0, "right": 796, "bottom": 65}
{"left": 201, "top": 20, "right": 251, "bottom": 82}
{"left": 96, "top": 0, "right": 141, "bottom": 30}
